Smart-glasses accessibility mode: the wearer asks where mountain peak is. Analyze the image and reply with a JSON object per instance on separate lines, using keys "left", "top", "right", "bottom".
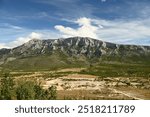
{"left": 26, "top": 38, "right": 41, "bottom": 44}
{"left": 0, "top": 37, "right": 150, "bottom": 64}
{"left": 23, "top": 39, "right": 42, "bottom": 47}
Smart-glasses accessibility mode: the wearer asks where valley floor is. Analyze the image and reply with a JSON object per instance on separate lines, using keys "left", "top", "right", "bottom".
{"left": 10, "top": 68, "right": 150, "bottom": 100}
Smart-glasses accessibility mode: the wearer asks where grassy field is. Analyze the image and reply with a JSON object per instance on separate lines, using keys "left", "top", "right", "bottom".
{"left": 80, "top": 62, "right": 150, "bottom": 78}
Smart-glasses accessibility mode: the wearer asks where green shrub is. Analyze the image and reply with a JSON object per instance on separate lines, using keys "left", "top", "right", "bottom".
{"left": 16, "top": 81, "right": 35, "bottom": 100}
{"left": 0, "top": 73, "right": 57, "bottom": 100}
{"left": 0, "top": 73, "right": 14, "bottom": 100}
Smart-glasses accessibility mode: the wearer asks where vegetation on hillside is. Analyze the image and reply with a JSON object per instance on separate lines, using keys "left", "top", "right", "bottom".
{"left": 1, "top": 54, "right": 88, "bottom": 71}
{"left": 0, "top": 73, "right": 57, "bottom": 100}
{"left": 80, "top": 63, "right": 150, "bottom": 78}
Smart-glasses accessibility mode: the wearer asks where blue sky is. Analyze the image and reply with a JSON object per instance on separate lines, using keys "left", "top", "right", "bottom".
{"left": 0, "top": 0, "right": 150, "bottom": 48}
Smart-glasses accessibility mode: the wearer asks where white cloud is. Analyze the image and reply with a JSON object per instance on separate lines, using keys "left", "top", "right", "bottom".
{"left": 1, "top": 17, "right": 150, "bottom": 49}
{"left": 9, "top": 32, "right": 43, "bottom": 48}
{"left": 0, "top": 43, "right": 8, "bottom": 49}
{"left": 55, "top": 17, "right": 150, "bottom": 45}
{"left": 93, "top": 19, "right": 150, "bottom": 44}
{"left": 0, "top": 30, "right": 61, "bottom": 49}
{"left": 101, "top": 0, "right": 107, "bottom": 2}
{"left": 55, "top": 17, "right": 99, "bottom": 38}
{"left": 0, "top": 23, "right": 23, "bottom": 30}
{"left": 0, "top": 32, "right": 42, "bottom": 49}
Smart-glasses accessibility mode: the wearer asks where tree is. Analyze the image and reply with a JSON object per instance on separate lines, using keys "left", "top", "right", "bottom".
{"left": 16, "top": 81, "right": 35, "bottom": 100}
{"left": 0, "top": 73, "right": 57, "bottom": 100}
{"left": 34, "top": 84, "right": 46, "bottom": 100}
{"left": 0, "top": 73, "right": 14, "bottom": 100}
{"left": 16, "top": 81, "right": 57, "bottom": 100}
{"left": 34, "top": 85, "right": 57, "bottom": 100}
{"left": 48, "top": 86, "right": 57, "bottom": 100}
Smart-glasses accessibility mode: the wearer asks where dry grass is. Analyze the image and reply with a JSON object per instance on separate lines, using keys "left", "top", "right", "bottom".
{"left": 4, "top": 68, "right": 150, "bottom": 100}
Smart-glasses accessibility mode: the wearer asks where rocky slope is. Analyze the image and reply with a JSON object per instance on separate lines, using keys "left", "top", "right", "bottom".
{"left": 0, "top": 37, "right": 150, "bottom": 70}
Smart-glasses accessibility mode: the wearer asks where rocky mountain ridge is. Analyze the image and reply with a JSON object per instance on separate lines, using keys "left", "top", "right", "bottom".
{"left": 0, "top": 37, "right": 150, "bottom": 66}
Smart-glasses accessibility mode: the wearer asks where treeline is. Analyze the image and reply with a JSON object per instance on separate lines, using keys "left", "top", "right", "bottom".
{"left": 0, "top": 73, "right": 57, "bottom": 100}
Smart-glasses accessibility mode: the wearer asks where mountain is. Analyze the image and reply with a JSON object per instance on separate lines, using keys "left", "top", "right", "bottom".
{"left": 0, "top": 37, "right": 150, "bottom": 71}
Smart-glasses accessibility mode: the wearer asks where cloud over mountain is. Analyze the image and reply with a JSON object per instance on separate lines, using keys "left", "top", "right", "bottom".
{"left": 55, "top": 17, "right": 99, "bottom": 38}
{"left": 0, "top": 32, "right": 42, "bottom": 49}
{"left": 55, "top": 17, "right": 150, "bottom": 45}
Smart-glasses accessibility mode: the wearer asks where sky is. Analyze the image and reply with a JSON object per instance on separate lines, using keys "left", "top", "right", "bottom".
{"left": 0, "top": 0, "right": 150, "bottom": 48}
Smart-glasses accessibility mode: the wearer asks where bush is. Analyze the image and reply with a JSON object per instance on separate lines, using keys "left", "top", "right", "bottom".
{"left": 48, "top": 86, "right": 57, "bottom": 100}
{"left": 16, "top": 81, "right": 57, "bottom": 100}
{"left": 0, "top": 73, "right": 57, "bottom": 100}
{"left": 16, "top": 81, "right": 35, "bottom": 100}
{"left": 0, "top": 73, "right": 14, "bottom": 100}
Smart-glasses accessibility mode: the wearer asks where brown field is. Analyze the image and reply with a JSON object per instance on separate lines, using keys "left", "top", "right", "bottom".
{"left": 10, "top": 68, "right": 150, "bottom": 100}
